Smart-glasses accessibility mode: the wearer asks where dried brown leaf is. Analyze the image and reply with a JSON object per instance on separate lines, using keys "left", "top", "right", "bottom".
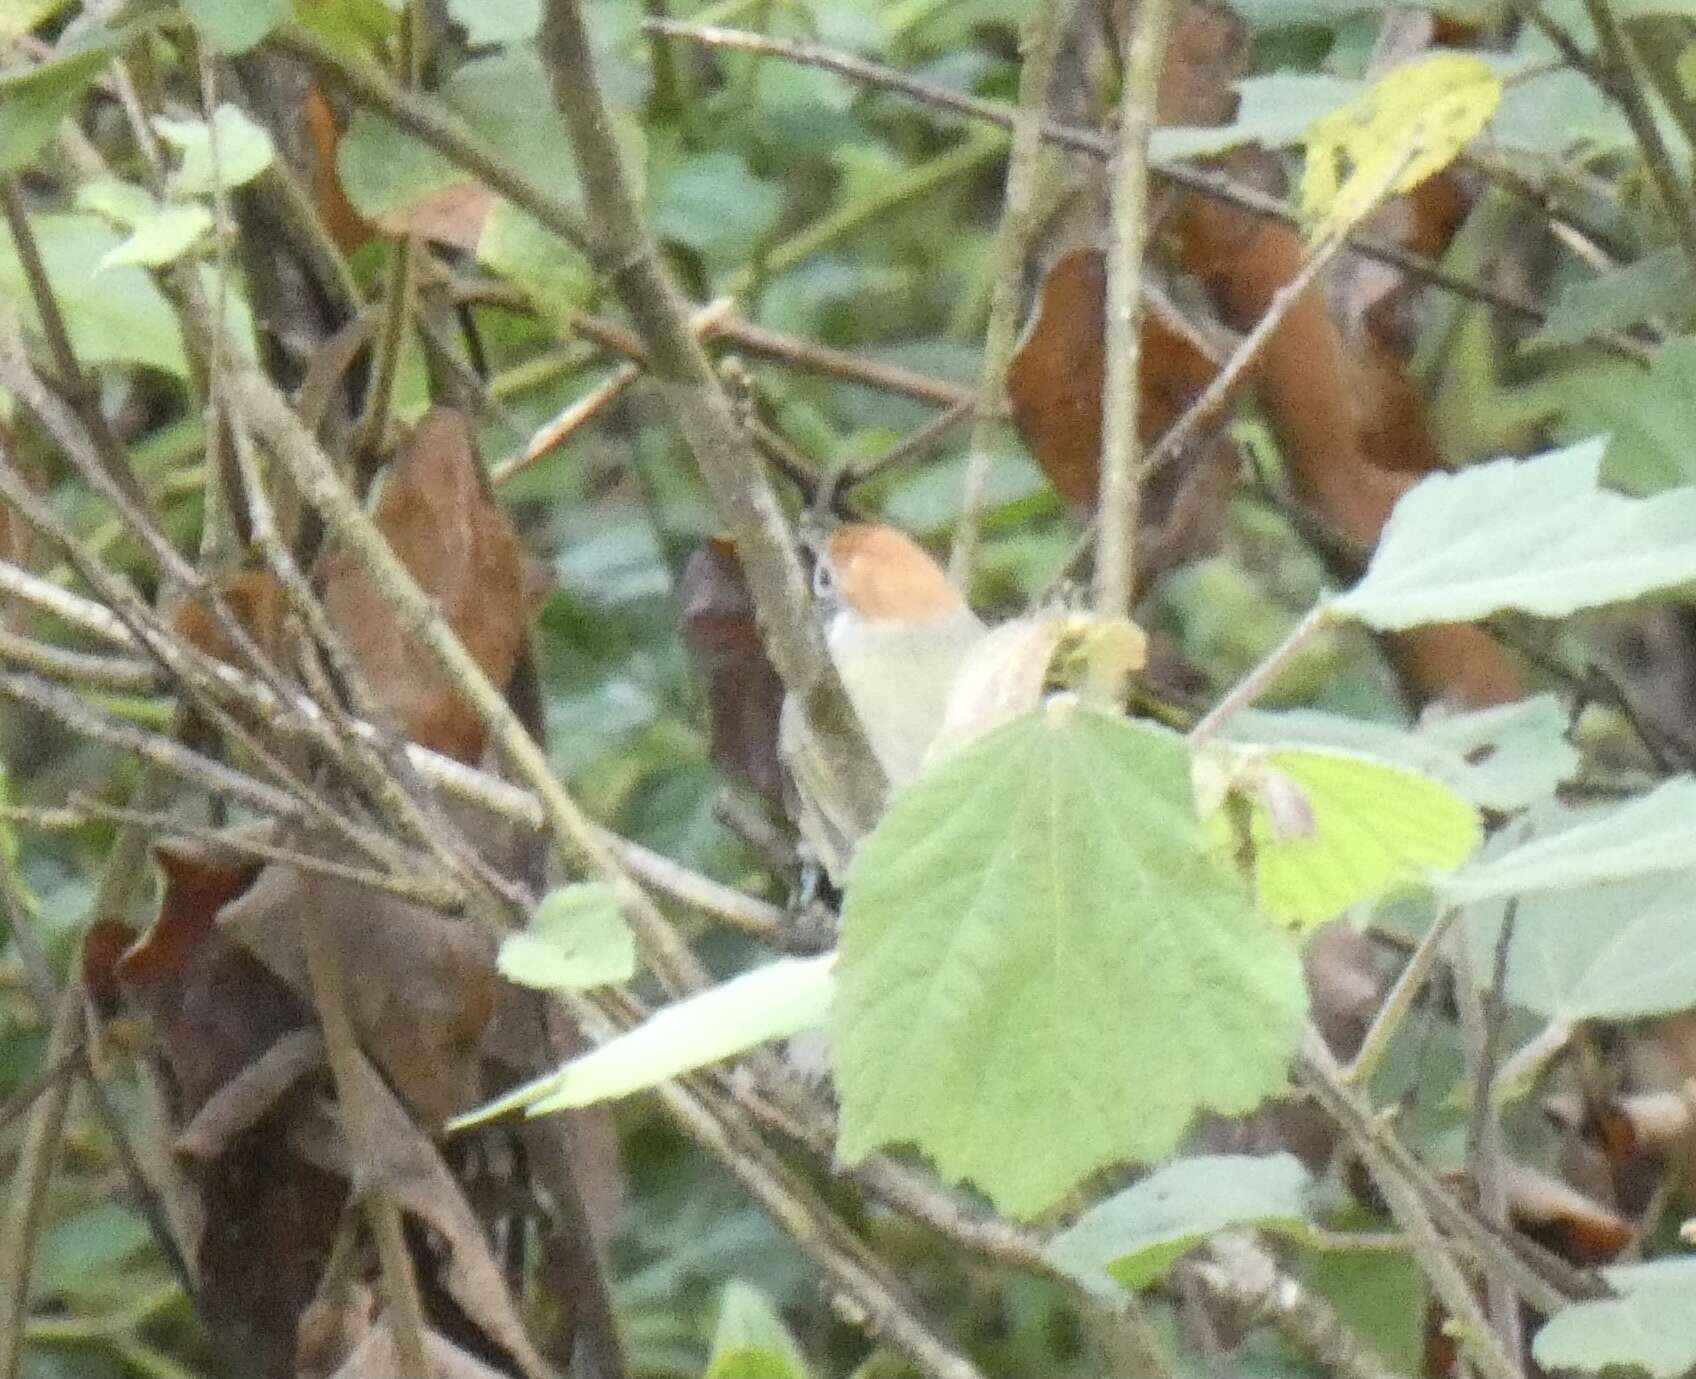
{"left": 219, "top": 865, "right": 497, "bottom": 1128}
{"left": 291, "top": 1055, "right": 555, "bottom": 1379}
{"left": 1008, "top": 248, "right": 1241, "bottom": 593}
{"left": 318, "top": 407, "right": 540, "bottom": 761}
{"left": 678, "top": 536, "right": 786, "bottom": 806}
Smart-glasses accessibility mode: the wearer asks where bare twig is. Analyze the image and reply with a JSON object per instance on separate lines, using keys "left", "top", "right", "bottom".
{"left": 495, "top": 300, "right": 736, "bottom": 484}
{"left": 569, "top": 988, "right": 991, "bottom": 1379}
{"left": 1142, "top": 225, "right": 1357, "bottom": 494}
{"left": 1187, "top": 608, "right": 1328, "bottom": 745}
{"left": 0, "top": 984, "right": 80, "bottom": 1379}
{"left": 949, "top": 0, "right": 1082, "bottom": 586}
{"left": 1346, "top": 908, "right": 1459, "bottom": 1087}
{"left": 1453, "top": 904, "right": 1524, "bottom": 1359}
{"left": 644, "top": 21, "right": 1579, "bottom": 333}
{"left": 1298, "top": 1031, "right": 1587, "bottom": 1315}
{"left": 228, "top": 365, "right": 711, "bottom": 991}
{"left": 299, "top": 877, "right": 432, "bottom": 1378}
{"left": 1096, "top": 0, "right": 1174, "bottom": 621}
{"left": 1298, "top": 1033, "right": 1525, "bottom": 1379}
{"left": 536, "top": 0, "right": 886, "bottom": 840}
{"left": 1582, "top": 0, "right": 1696, "bottom": 278}
{"left": 267, "top": 24, "right": 589, "bottom": 254}
{"left": 0, "top": 179, "right": 158, "bottom": 525}
{"left": 1189, "top": 1235, "right": 1412, "bottom": 1379}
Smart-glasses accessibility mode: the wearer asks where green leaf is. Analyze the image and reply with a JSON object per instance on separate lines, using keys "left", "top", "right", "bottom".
{"left": 290, "top": 0, "right": 401, "bottom": 53}
{"left": 75, "top": 177, "right": 161, "bottom": 229}
{"left": 1196, "top": 745, "right": 1481, "bottom": 928}
{"left": 31, "top": 1202, "right": 152, "bottom": 1302}
{"left": 1300, "top": 54, "right": 1501, "bottom": 239}
{"left": 1152, "top": 73, "right": 1359, "bottom": 162}
{"left": 1048, "top": 1154, "right": 1315, "bottom": 1293}
{"left": 0, "top": 212, "right": 185, "bottom": 375}
{"left": 337, "top": 108, "right": 462, "bottom": 219}
{"left": 832, "top": 702, "right": 1306, "bottom": 1219}
{"left": 446, "top": 0, "right": 538, "bottom": 44}
{"left": 336, "top": 48, "right": 603, "bottom": 309}
{"left": 1469, "top": 871, "right": 1696, "bottom": 1021}
{"left": 704, "top": 1281, "right": 812, "bottom": 1379}
{"left": 1535, "top": 1260, "right": 1696, "bottom": 1378}
{"left": 449, "top": 954, "right": 836, "bottom": 1128}
{"left": 1527, "top": 247, "right": 1692, "bottom": 352}
{"left": 1, "top": 0, "right": 74, "bottom": 42}
{"left": 497, "top": 883, "right": 634, "bottom": 993}
{"left": 1416, "top": 697, "right": 1581, "bottom": 810}
{"left": 476, "top": 202, "right": 593, "bottom": 323}
{"left": 0, "top": 11, "right": 175, "bottom": 171}
{"left": 0, "top": 46, "right": 105, "bottom": 173}
{"left": 1330, "top": 438, "right": 1696, "bottom": 629}
{"left": 97, "top": 203, "right": 212, "bottom": 269}
{"left": 157, "top": 104, "right": 276, "bottom": 195}
{"left": 1445, "top": 777, "right": 1696, "bottom": 902}
{"left": 652, "top": 151, "right": 784, "bottom": 267}
{"left": 1550, "top": 339, "right": 1696, "bottom": 493}
{"left": 179, "top": 0, "right": 289, "bottom": 53}
{"left": 1235, "top": 696, "right": 1576, "bottom": 811}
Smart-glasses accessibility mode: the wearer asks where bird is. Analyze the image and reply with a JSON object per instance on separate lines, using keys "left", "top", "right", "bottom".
{"left": 780, "top": 523, "right": 987, "bottom": 881}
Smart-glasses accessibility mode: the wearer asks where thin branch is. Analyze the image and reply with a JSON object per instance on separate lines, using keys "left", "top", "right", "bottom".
{"left": 1453, "top": 904, "right": 1523, "bottom": 1359}
{"left": 0, "top": 984, "right": 80, "bottom": 1379}
{"left": 1188, "top": 1235, "right": 1413, "bottom": 1379}
{"left": 0, "top": 448, "right": 444, "bottom": 889}
{"left": 536, "top": 0, "right": 886, "bottom": 839}
{"left": 1096, "top": 0, "right": 1174, "bottom": 621}
{"left": 844, "top": 399, "right": 975, "bottom": 492}
{"left": 1346, "top": 907, "right": 1459, "bottom": 1087}
{"left": 0, "top": 178, "right": 158, "bottom": 524}
{"left": 1141, "top": 224, "right": 1357, "bottom": 493}
{"left": 1582, "top": 0, "right": 1696, "bottom": 278}
{"left": 644, "top": 21, "right": 1587, "bottom": 336}
{"left": 1298, "top": 1033, "right": 1525, "bottom": 1379}
{"left": 570, "top": 988, "right": 991, "bottom": 1379}
{"left": 299, "top": 878, "right": 432, "bottom": 1378}
{"left": 1187, "top": 608, "right": 1328, "bottom": 745}
{"left": 713, "top": 316, "right": 975, "bottom": 406}
{"left": 354, "top": 237, "right": 416, "bottom": 483}
{"left": 1298, "top": 1031, "right": 1588, "bottom": 1315}
{"left": 495, "top": 300, "right": 736, "bottom": 484}
{"left": 949, "top": 0, "right": 1082, "bottom": 586}
{"left": 228, "top": 364, "right": 711, "bottom": 992}
{"left": 267, "top": 24, "right": 589, "bottom": 254}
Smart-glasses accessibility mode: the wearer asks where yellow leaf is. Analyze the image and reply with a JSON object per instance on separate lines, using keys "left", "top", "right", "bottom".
{"left": 1300, "top": 53, "right": 1501, "bottom": 240}
{"left": 1196, "top": 744, "right": 1482, "bottom": 929}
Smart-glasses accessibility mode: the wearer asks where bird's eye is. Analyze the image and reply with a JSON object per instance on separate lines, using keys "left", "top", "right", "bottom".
{"left": 812, "top": 559, "right": 837, "bottom": 601}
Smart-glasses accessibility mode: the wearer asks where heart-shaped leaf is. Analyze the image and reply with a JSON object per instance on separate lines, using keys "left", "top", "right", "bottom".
{"left": 833, "top": 702, "right": 1306, "bottom": 1219}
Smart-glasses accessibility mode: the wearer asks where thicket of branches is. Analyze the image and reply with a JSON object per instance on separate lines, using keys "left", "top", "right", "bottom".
{"left": 7, "top": 1, "right": 1696, "bottom": 1378}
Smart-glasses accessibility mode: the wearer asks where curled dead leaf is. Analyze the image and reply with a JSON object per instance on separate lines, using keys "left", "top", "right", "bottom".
{"left": 1007, "top": 248, "right": 1241, "bottom": 595}
{"left": 318, "top": 407, "right": 543, "bottom": 761}
{"left": 679, "top": 536, "right": 786, "bottom": 807}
